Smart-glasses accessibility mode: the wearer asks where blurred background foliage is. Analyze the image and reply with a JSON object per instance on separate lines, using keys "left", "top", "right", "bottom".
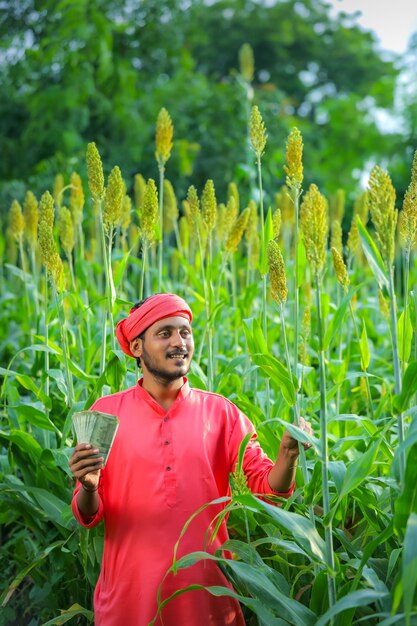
{"left": 0, "top": 0, "right": 417, "bottom": 216}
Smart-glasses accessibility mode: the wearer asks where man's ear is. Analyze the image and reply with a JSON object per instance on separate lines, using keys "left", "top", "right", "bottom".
{"left": 129, "top": 337, "right": 142, "bottom": 357}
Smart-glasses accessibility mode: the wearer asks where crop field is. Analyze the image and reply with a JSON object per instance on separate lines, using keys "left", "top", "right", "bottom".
{"left": 1, "top": 107, "right": 417, "bottom": 626}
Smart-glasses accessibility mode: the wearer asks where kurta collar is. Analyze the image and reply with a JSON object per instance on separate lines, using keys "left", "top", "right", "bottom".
{"left": 135, "top": 377, "right": 191, "bottom": 415}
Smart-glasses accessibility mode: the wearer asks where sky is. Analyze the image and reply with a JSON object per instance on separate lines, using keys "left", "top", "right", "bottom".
{"left": 327, "top": 0, "right": 417, "bottom": 54}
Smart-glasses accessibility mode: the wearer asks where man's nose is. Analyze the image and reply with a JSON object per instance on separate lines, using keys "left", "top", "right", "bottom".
{"left": 172, "top": 332, "right": 186, "bottom": 346}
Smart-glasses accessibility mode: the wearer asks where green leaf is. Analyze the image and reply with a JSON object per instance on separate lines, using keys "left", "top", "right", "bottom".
{"left": 403, "top": 513, "right": 417, "bottom": 625}
{"left": 323, "top": 282, "right": 366, "bottom": 350}
{"left": 10, "top": 404, "right": 60, "bottom": 434}
{"left": 27, "top": 487, "right": 73, "bottom": 528}
{"left": 394, "top": 361, "right": 417, "bottom": 413}
{"left": 359, "top": 321, "right": 370, "bottom": 370}
{"left": 40, "top": 604, "right": 94, "bottom": 625}
{"left": 357, "top": 217, "right": 389, "bottom": 289}
{"left": 315, "top": 589, "right": 390, "bottom": 626}
{"left": 398, "top": 309, "right": 413, "bottom": 365}
{"left": 394, "top": 443, "right": 417, "bottom": 537}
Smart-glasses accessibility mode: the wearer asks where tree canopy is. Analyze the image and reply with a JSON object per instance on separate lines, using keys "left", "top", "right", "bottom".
{"left": 0, "top": 0, "right": 410, "bottom": 210}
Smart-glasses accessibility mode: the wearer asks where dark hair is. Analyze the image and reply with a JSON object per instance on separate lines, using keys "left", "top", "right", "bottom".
{"left": 131, "top": 299, "right": 147, "bottom": 368}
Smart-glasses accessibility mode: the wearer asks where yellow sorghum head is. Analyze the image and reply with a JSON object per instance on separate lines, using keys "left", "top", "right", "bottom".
{"left": 378, "top": 289, "right": 390, "bottom": 320}
{"left": 273, "top": 208, "right": 281, "bottom": 240}
{"left": 121, "top": 195, "right": 132, "bottom": 232}
{"left": 399, "top": 150, "right": 417, "bottom": 249}
{"left": 163, "top": 179, "right": 178, "bottom": 235}
{"left": 141, "top": 178, "right": 159, "bottom": 244}
{"left": 9, "top": 200, "right": 25, "bottom": 241}
{"left": 216, "top": 203, "right": 229, "bottom": 244}
{"left": 268, "top": 239, "right": 288, "bottom": 304}
{"left": 39, "top": 191, "right": 55, "bottom": 228}
{"left": 300, "top": 184, "right": 328, "bottom": 277}
{"left": 201, "top": 179, "right": 217, "bottom": 234}
{"left": 6, "top": 227, "right": 18, "bottom": 264}
{"left": 238, "top": 43, "right": 254, "bottom": 82}
{"left": 225, "top": 196, "right": 238, "bottom": 237}
{"left": 186, "top": 185, "right": 201, "bottom": 231}
{"left": 249, "top": 105, "right": 267, "bottom": 160}
{"left": 347, "top": 217, "right": 360, "bottom": 258}
{"left": 331, "top": 189, "right": 345, "bottom": 223}
{"left": 228, "top": 182, "right": 240, "bottom": 213}
{"left": 225, "top": 207, "right": 250, "bottom": 254}
{"left": 331, "top": 246, "right": 349, "bottom": 292}
{"left": 245, "top": 200, "right": 258, "bottom": 243}
{"left": 103, "top": 166, "right": 125, "bottom": 232}
{"left": 23, "top": 191, "right": 38, "bottom": 246}
{"left": 284, "top": 127, "right": 303, "bottom": 190}
{"left": 368, "top": 166, "right": 398, "bottom": 266}
{"left": 86, "top": 142, "right": 105, "bottom": 202}
{"left": 155, "top": 108, "right": 173, "bottom": 167}
{"left": 179, "top": 215, "right": 190, "bottom": 254}
{"left": 331, "top": 220, "right": 343, "bottom": 256}
{"left": 134, "top": 173, "right": 147, "bottom": 215}
{"left": 53, "top": 174, "right": 65, "bottom": 209}
{"left": 70, "top": 172, "right": 85, "bottom": 227}
{"left": 58, "top": 207, "right": 74, "bottom": 257}
{"left": 38, "top": 220, "right": 65, "bottom": 290}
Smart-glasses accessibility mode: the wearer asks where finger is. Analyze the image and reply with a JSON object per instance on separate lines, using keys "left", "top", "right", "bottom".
{"left": 70, "top": 449, "right": 100, "bottom": 463}
{"left": 70, "top": 458, "right": 103, "bottom": 474}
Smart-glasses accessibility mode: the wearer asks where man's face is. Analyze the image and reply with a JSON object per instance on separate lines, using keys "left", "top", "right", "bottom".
{"left": 130, "top": 316, "right": 194, "bottom": 383}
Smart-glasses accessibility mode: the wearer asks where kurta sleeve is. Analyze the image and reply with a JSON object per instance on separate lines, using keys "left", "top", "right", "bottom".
{"left": 71, "top": 479, "right": 105, "bottom": 528}
{"left": 228, "top": 407, "right": 294, "bottom": 499}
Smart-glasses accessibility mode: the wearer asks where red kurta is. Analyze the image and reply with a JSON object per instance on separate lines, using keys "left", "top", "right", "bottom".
{"left": 71, "top": 379, "right": 293, "bottom": 626}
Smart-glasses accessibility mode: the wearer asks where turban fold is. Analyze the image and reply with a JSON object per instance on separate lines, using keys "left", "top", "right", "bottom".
{"left": 116, "top": 293, "right": 193, "bottom": 357}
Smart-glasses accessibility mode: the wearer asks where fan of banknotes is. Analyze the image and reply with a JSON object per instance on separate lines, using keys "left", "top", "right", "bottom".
{"left": 72, "top": 410, "right": 119, "bottom": 466}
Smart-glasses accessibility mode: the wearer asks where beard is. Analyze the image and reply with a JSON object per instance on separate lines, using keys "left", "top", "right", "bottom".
{"left": 140, "top": 346, "right": 192, "bottom": 383}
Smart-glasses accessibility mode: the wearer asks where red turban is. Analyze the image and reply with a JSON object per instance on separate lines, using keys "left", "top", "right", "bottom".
{"left": 116, "top": 293, "right": 193, "bottom": 357}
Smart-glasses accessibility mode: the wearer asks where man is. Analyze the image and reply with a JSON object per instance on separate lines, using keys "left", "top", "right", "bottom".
{"left": 69, "top": 293, "right": 312, "bottom": 626}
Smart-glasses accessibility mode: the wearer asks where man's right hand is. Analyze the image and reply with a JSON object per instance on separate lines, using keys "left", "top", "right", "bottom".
{"left": 69, "top": 443, "right": 103, "bottom": 492}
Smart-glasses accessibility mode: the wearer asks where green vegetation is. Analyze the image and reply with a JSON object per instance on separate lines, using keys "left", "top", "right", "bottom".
{"left": 1, "top": 1, "right": 417, "bottom": 624}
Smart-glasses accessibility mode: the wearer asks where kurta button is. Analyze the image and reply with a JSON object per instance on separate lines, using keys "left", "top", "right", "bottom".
{"left": 164, "top": 417, "right": 169, "bottom": 422}
{"left": 166, "top": 466, "right": 171, "bottom": 471}
{"left": 164, "top": 440, "right": 170, "bottom": 445}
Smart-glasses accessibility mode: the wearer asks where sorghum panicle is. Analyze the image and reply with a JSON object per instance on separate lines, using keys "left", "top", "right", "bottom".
{"left": 155, "top": 108, "right": 173, "bottom": 168}
{"left": 331, "top": 246, "right": 349, "bottom": 292}
{"left": 368, "top": 166, "right": 398, "bottom": 266}
{"left": 53, "top": 174, "right": 65, "bottom": 209}
{"left": 86, "top": 142, "right": 105, "bottom": 202}
{"left": 227, "top": 182, "right": 240, "bottom": 213}
{"left": 238, "top": 43, "right": 254, "bottom": 82}
{"left": 134, "top": 174, "right": 147, "bottom": 215}
{"left": 141, "top": 179, "right": 159, "bottom": 244}
{"left": 186, "top": 186, "right": 201, "bottom": 232}
{"left": 121, "top": 195, "right": 132, "bottom": 232}
{"left": 225, "top": 207, "right": 250, "bottom": 254}
{"left": 39, "top": 191, "right": 55, "bottom": 228}
{"left": 9, "top": 200, "right": 25, "bottom": 241}
{"left": 103, "top": 166, "right": 125, "bottom": 232}
{"left": 272, "top": 208, "right": 281, "bottom": 240}
{"left": 163, "top": 179, "right": 179, "bottom": 234}
{"left": 23, "top": 191, "right": 39, "bottom": 246}
{"left": 399, "top": 150, "right": 417, "bottom": 249}
{"left": 300, "top": 184, "right": 328, "bottom": 277}
{"left": 249, "top": 105, "right": 267, "bottom": 160}
{"left": 201, "top": 180, "right": 217, "bottom": 234}
{"left": 331, "top": 189, "right": 345, "bottom": 223}
{"left": 268, "top": 239, "right": 288, "bottom": 304}
{"left": 284, "top": 127, "right": 303, "bottom": 190}
{"left": 331, "top": 220, "right": 343, "bottom": 256}
{"left": 58, "top": 207, "right": 74, "bottom": 257}
{"left": 70, "top": 172, "right": 85, "bottom": 227}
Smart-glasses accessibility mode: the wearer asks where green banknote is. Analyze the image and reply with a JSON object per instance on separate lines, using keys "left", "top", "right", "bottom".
{"left": 72, "top": 411, "right": 119, "bottom": 465}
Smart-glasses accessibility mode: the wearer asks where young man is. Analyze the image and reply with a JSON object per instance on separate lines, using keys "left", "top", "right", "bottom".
{"left": 69, "top": 293, "right": 312, "bottom": 626}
